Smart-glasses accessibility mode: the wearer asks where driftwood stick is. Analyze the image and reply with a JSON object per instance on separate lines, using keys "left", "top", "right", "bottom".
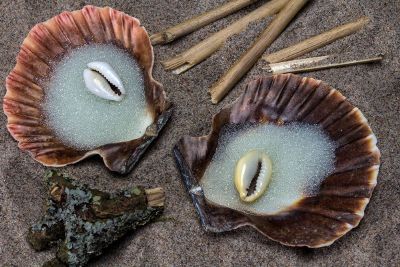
{"left": 263, "top": 17, "right": 370, "bottom": 63}
{"left": 150, "top": 0, "right": 259, "bottom": 45}
{"left": 264, "top": 54, "right": 383, "bottom": 74}
{"left": 209, "top": 0, "right": 310, "bottom": 104}
{"left": 161, "top": 0, "right": 290, "bottom": 74}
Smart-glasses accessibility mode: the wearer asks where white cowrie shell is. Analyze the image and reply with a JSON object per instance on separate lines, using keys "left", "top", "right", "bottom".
{"left": 234, "top": 150, "right": 273, "bottom": 202}
{"left": 83, "top": 62, "right": 125, "bottom": 101}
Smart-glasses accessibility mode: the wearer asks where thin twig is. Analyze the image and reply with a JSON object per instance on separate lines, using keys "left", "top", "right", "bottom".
{"left": 161, "top": 0, "right": 290, "bottom": 74}
{"left": 209, "top": 0, "right": 310, "bottom": 104}
{"left": 263, "top": 54, "right": 383, "bottom": 74}
{"left": 263, "top": 17, "right": 370, "bottom": 63}
{"left": 150, "top": 0, "right": 259, "bottom": 45}
{"left": 263, "top": 55, "right": 330, "bottom": 73}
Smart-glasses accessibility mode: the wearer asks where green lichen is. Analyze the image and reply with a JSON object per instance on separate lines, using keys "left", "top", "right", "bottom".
{"left": 131, "top": 186, "right": 142, "bottom": 196}
{"left": 27, "top": 171, "right": 164, "bottom": 267}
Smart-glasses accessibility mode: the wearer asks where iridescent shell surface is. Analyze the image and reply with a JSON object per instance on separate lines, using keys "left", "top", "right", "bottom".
{"left": 174, "top": 74, "right": 380, "bottom": 247}
{"left": 3, "top": 5, "right": 172, "bottom": 174}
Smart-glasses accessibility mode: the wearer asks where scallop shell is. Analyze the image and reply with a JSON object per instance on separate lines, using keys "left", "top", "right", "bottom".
{"left": 3, "top": 6, "right": 172, "bottom": 174}
{"left": 174, "top": 74, "right": 380, "bottom": 247}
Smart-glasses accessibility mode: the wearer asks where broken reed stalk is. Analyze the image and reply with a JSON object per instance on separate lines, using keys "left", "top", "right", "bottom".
{"left": 162, "top": 0, "right": 290, "bottom": 74}
{"left": 264, "top": 54, "right": 383, "bottom": 74}
{"left": 150, "top": 0, "right": 259, "bottom": 45}
{"left": 209, "top": 0, "right": 310, "bottom": 104}
{"left": 263, "top": 17, "right": 370, "bottom": 63}
{"left": 145, "top": 187, "right": 166, "bottom": 207}
{"left": 264, "top": 55, "right": 330, "bottom": 73}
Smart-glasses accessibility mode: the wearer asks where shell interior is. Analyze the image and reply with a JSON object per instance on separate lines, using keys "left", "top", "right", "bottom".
{"left": 44, "top": 44, "right": 153, "bottom": 149}
{"left": 200, "top": 123, "right": 337, "bottom": 214}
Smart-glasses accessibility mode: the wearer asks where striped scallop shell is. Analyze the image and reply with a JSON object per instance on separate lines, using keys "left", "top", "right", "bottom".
{"left": 174, "top": 74, "right": 380, "bottom": 247}
{"left": 3, "top": 5, "right": 171, "bottom": 174}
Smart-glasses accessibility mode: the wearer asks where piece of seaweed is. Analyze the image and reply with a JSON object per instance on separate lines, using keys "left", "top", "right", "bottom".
{"left": 27, "top": 171, "right": 165, "bottom": 267}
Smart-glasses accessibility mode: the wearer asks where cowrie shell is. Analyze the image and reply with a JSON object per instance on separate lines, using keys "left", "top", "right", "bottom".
{"left": 83, "top": 61, "right": 125, "bottom": 101}
{"left": 234, "top": 150, "right": 273, "bottom": 202}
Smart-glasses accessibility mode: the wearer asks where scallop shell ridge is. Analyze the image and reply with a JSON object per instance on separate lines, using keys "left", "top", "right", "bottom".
{"left": 174, "top": 74, "right": 380, "bottom": 247}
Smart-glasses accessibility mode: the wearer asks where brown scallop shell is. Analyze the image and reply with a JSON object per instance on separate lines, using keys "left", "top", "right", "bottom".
{"left": 3, "top": 6, "right": 172, "bottom": 174}
{"left": 174, "top": 74, "right": 380, "bottom": 247}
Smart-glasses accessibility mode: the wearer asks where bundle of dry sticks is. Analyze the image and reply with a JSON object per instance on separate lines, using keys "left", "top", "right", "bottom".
{"left": 151, "top": 0, "right": 382, "bottom": 104}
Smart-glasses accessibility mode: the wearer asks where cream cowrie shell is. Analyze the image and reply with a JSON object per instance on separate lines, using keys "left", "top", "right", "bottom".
{"left": 234, "top": 150, "right": 273, "bottom": 202}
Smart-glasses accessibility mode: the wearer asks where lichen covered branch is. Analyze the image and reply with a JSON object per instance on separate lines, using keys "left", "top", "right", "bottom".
{"left": 27, "top": 171, "right": 165, "bottom": 267}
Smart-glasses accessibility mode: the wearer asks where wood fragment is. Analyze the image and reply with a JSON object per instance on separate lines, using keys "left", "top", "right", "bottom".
{"left": 145, "top": 187, "right": 166, "bottom": 207}
{"left": 263, "top": 17, "right": 370, "bottom": 63}
{"left": 263, "top": 54, "right": 383, "bottom": 74}
{"left": 150, "top": 0, "right": 259, "bottom": 45}
{"left": 162, "top": 0, "right": 290, "bottom": 74}
{"left": 209, "top": 0, "right": 310, "bottom": 104}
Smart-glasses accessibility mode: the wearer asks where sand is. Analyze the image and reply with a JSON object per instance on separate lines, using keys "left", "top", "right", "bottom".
{"left": 0, "top": 0, "right": 399, "bottom": 266}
